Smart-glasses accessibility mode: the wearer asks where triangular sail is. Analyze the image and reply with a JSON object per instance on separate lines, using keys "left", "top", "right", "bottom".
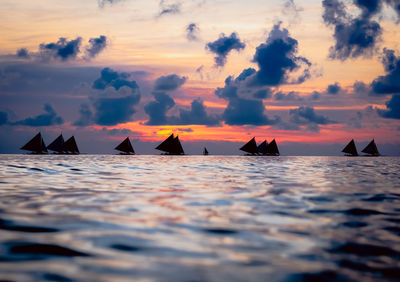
{"left": 361, "top": 139, "right": 380, "bottom": 156}
{"left": 342, "top": 139, "right": 358, "bottom": 156}
{"left": 155, "top": 134, "right": 175, "bottom": 152}
{"left": 258, "top": 140, "right": 268, "bottom": 155}
{"left": 265, "top": 139, "right": 280, "bottom": 156}
{"left": 115, "top": 137, "right": 135, "bottom": 154}
{"left": 240, "top": 137, "right": 258, "bottom": 154}
{"left": 65, "top": 136, "right": 80, "bottom": 154}
{"left": 20, "top": 132, "right": 47, "bottom": 153}
{"left": 170, "top": 136, "right": 185, "bottom": 155}
{"left": 47, "top": 134, "right": 65, "bottom": 153}
{"left": 203, "top": 147, "right": 209, "bottom": 155}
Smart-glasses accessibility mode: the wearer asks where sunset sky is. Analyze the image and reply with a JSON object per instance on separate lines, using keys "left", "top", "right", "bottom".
{"left": 1, "top": 0, "right": 400, "bottom": 155}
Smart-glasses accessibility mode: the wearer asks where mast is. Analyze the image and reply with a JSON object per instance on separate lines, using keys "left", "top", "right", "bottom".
{"left": 265, "top": 139, "right": 280, "bottom": 156}
{"left": 47, "top": 134, "right": 66, "bottom": 153}
{"left": 258, "top": 140, "right": 268, "bottom": 155}
{"left": 240, "top": 137, "right": 258, "bottom": 155}
{"left": 342, "top": 139, "right": 358, "bottom": 156}
{"left": 114, "top": 137, "right": 135, "bottom": 154}
{"left": 361, "top": 139, "right": 380, "bottom": 156}
{"left": 20, "top": 132, "right": 48, "bottom": 154}
{"left": 65, "top": 136, "right": 80, "bottom": 154}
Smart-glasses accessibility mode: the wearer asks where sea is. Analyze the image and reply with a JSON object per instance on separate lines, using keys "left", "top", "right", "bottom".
{"left": 0, "top": 155, "right": 399, "bottom": 282}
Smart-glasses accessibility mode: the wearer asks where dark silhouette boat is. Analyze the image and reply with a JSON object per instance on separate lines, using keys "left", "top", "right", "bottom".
{"left": 361, "top": 139, "right": 380, "bottom": 156}
{"left": 115, "top": 137, "right": 135, "bottom": 155}
{"left": 47, "top": 134, "right": 66, "bottom": 154}
{"left": 203, "top": 147, "right": 209, "bottom": 155}
{"left": 240, "top": 137, "right": 259, "bottom": 155}
{"left": 258, "top": 140, "right": 268, "bottom": 155}
{"left": 65, "top": 136, "right": 80, "bottom": 154}
{"left": 20, "top": 132, "right": 48, "bottom": 154}
{"left": 342, "top": 139, "right": 358, "bottom": 156}
{"left": 155, "top": 134, "right": 184, "bottom": 155}
{"left": 265, "top": 139, "right": 280, "bottom": 156}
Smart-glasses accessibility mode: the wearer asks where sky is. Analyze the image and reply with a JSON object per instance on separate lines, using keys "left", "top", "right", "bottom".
{"left": 0, "top": 0, "right": 400, "bottom": 155}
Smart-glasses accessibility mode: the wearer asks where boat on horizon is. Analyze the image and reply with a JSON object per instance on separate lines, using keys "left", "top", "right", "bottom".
{"left": 65, "top": 136, "right": 80, "bottom": 154}
{"left": 155, "top": 134, "right": 185, "bottom": 155}
{"left": 361, "top": 139, "right": 380, "bottom": 156}
{"left": 115, "top": 137, "right": 135, "bottom": 155}
{"left": 20, "top": 132, "right": 48, "bottom": 154}
{"left": 240, "top": 137, "right": 259, "bottom": 155}
{"left": 342, "top": 139, "right": 358, "bottom": 156}
{"left": 240, "top": 137, "right": 280, "bottom": 156}
{"left": 265, "top": 139, "right": 280, "bottom": 156}
{"left": 47, "top": 134, "right": 66, "bottom": 154}
{"left": 203, "top": 147, "right": 209, "bottom": 155}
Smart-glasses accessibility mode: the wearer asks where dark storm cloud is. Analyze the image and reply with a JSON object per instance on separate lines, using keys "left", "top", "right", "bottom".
{"left": 327, "top": 82, "right": 342, "bottom": 95}
{"left": 93, "top": 95, "right": 140, "bottom": 126}
{"left": 13, "top": 104, "right": 63, "bottom": 127}
{"left": 171, "top": 99, "right": 220, "bottom": 126}
{"left": 73, "top": 104, "right": 93, "bottom": 127}
{"left": 0, "top": 112, "right": 8, "bottom": 126}
{"left": 288, "top": 106, "right": 335, "bottom": 132}
{"left": 186, "top": 23, "right": 200, "bottom": 41}
{"left": 378, "top": 95, "right": 400, "bottom": 119}
{"left": 322, "top": 0, "right": 400, "bottom": 60}
{"left": 223, "top": 98, "right": 278, "bottom": 126}
{"left": 154, "top": 74, "right": 187, "bottom": 91}
{"left": 158, "top": 0, "right": 181, "bottom": 17}
{"left": 16, "top": 48, "right": 29, "bottom": 59}
{"left": 85, "top": 35, "right": 108, "bottom": 59}
{"left": 249, "top": 23, "right": 311, "bottom": 86}
{"left": 371, "top": 48, "right": 400, "bottom": 94}
{"left": 206, "top": 32, "right": 245, "bottom": 67}
{"left": 39, "top": 37, "right": 82, "bottom": 61}
{"left": 144, "top": 92, "right": 175, "bottom": 125}
{"left": 93, "top": 67, "right": 139, "bottom": 91}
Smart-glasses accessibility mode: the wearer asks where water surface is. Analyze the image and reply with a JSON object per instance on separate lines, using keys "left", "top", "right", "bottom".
{"left": 0, "top": 155, "right": 399, "bottom": 281}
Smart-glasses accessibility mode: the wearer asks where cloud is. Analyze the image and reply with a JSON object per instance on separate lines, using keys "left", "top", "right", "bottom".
{"left": 172, "top": 99, "right": 220, "bottom": 125}
{"left": 0, "top": 112, "right": 8, "bottom": 126}
{"left": 253, "top": 89, "right": 272, "bottom": 99}
{"left": 223, "top": 97, "right": 278, "bottom": 126}
{"left": 85, "top": 35, "right": 108, "bottom": 59}
{"left": 186, "top": 23, "right": 200, "bottom": 41}
{"left": 154, "top": 74, "right": 187, "bottom": 91}
{"left": 14, "top": 104, "right": 63, "bottom": 127}
{"left": 371, "top": 48, "right": 400, "bottom": 94}
{"left": 249, "top": 23, "right": 312, "bottom": 86}
{"left": 39, "top": 37, "right": 82, "bottom": 61}
{"left": 288, "top": 106, "right": 336, "bottom": 132}
{"left": 73, "top": 104, "right": 93, "bottom": 127}
{"left": 16, "top": 48, "right": 29, "bottom": 59}
{"left": 93, "top": 95, "right": 140, "bottom": 126}
{"left": 282, "top": 0, "right": 303, "bottom": 23}
{"left": 98, "top": 0, "right": 124, "bottom": 8}
{"left": 101, "top": 127, "right": 141, "bottom": 136}
{"left": 144, "top": 92, "right": 175, "bottom": 125}
{"left": 377, "top": 95, "right": 400, "bottom": 119}
{"left": 158, "top": 0, "right": 181, "bottom": 17}
{"left": 321, "top": 0, "right": 400, "bottom": 60}
{"left": 215, "top": 68, "right": 257, "bottom": 100}
{"left": 274, "top": 91, "right": 303, "bottom": 101}
{"left": 93, "top": 67, "right": 139, "bottom": 91}
{"left": 327, "top": 82, "right": 342, "bottom": 95}
{"left": 206, "top": 32, "right": 245, "bottom": 67}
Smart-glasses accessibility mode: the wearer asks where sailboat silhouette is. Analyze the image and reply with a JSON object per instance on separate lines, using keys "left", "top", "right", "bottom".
{"left": 203, "top": 147, "right": 209, "bottom": 155}
{"left": 115, "top": 137, "right": 135, "bottom": 155}
{"left": 65, "top": 136, "right": 80, "bottom": 154}
{"left": 240, "top": 137, "right": 259, "bottom": 155}
{"left": 361, "top": 139, "right": 380, "bottom": 156}
{"left": 342, "top": 139, "right": 358, "bottom": 156}
{"left": 47, "top": 134, "right": 66, "bottom": 154}
{"left": 265, "top": 139, "right": 280, "bottom": 156}
{"left": 258, "top": 140, "right": 268, "bottom": 155}
{"left": 155, "top": 134, "right": 184, "bottom": 155}
{"left": 20, "top": 132, "right": 48, "bottom": 154}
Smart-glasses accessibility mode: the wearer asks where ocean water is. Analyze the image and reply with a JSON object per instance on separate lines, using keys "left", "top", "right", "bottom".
{"left": 0, "top": 155, "right": 399, "bottom": 282}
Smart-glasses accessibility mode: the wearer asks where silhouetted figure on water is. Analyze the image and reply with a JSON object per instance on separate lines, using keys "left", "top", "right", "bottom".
{"left": 155, "top": 134, "right": 185, "bottom": 155}
{"left": 115, "top": 137, "right": 135, "bottom": 155}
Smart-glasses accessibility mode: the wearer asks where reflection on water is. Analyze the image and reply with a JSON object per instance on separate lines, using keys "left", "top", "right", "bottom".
{"left": 0, "top": 155, "right": 399, "bottom": 281}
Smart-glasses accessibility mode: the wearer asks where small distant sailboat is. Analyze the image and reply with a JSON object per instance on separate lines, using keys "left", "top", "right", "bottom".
{"left": 240, "top": 137, "right": 258, "bottom": 155}
{"left": 258, "top": 140, "right": 268, "bottom": 155}
{"left": 203, "top": 147, "right": 209, "bottom": 155}
{"left": 155, "top": 134, "right": 185, "bottom": 155}
{"left": 47, "top": 134, "right": 66, "bottom": 154}
{"left": 265, "top": 139, "right": 280, "bottom": 156}
{"left": 115, "top": 137, "right": 135, "bottom": 155}
{"left": 342, "top": 139, "right": 358, "bottom": 156}
{"left": 361, "top": 139, "right": 380, "bottom": 156}
{"left": 20, "top": 132, "right": 48, "bottom": 154}
{"left": 65, "top": 136, "right": 80, "bottom": 154}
